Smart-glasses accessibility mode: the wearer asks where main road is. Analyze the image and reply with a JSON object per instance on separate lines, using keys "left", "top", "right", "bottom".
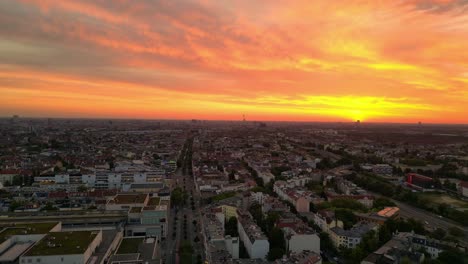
{"left": 163, "top": 137, "right": 204, "bottom": 264}
{"left": 367, "top": 190, "right": 468, "bottom": 242}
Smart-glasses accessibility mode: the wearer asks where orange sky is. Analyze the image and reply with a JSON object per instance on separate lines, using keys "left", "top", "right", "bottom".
{"left": 0, "top": 0, "right": 467, "bottom": 123}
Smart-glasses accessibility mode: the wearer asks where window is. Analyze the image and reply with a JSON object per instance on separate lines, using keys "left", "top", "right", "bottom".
{"left": 37, "top": 259, "right": 41, "bottom": 263}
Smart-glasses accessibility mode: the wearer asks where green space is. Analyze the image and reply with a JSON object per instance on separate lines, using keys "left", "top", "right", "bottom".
{"left": 211, "top": 191, "right": 236, "bottom": 202}
{"left": 179, "top": 240, "right": 194, "bottom": 264}
{"left": 130, "top": 207, "right": 142, "bottom": 213}
{"left": 348, "top": 173, "right": 468, "bottom": 226}
{"left": 25, "top": 231, "right": 98, "bottom": 256}
{"left": 0, "top": 222, "right": 59, "bottom": 243}
{"left": 418, "top": 192, "right": 468, "bottom": 209}
{"left": 117, "top": 237, "right": 143, "bottom": 254}
{"left": 148, "top": 197, "right": 161, "bottom": 206}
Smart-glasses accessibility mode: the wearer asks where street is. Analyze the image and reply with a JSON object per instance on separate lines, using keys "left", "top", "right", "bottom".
{"left": 163, "top": 136, "right": 204, "bottom": 264}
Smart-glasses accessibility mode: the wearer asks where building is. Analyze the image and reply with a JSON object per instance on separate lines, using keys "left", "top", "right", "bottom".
{"left": 274, "top": 251, "right": 322, "bottom": 264}
{"left": 283, "top": 225, "right": 320, "bottom": 254}
{"left": 202, "top": 211, "right": 239, "bottom": 261}
{"left": 329, "top": 223, "right": 378, "bottom": 249}
{"left": 460, "top": 181, "right": 468, "bottom": 197}
{"left": 406, "top": 173, "right": 434, "bottom": 191}
{"left": 361, "top": 231, "right": 455, "bottom": 263}
{"left": 361, "top": 232, "right": 425, "bottom": 264}
{"left": 20, "top": 230, "right": 103, "bottom": 264}
{"left": 106, "top": 193, "right": 149, "bottom": 211}
{"left": 106, "top": 194, "right": 168, "bottom": 238}
{"left": 372, "top": 164, "right": 393, "bottom": 175}
{"left": 312, "top": 210, "right": 344, "bottom": 233}
{"left": 0, "top": 222, "right": 62, "bottom": 263}
{"left": 356, "top": 207, "right": 400, "bottom": 225}
{"left": 237, "top": 211, "right": 269, "bottom": 259}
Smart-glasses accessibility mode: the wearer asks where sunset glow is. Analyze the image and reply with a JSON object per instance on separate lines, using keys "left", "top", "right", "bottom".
{"left": 0, "top": 0, "right": 467, "bottom": 123}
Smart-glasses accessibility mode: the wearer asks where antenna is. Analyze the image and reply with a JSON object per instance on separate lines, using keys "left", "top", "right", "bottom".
{"left": 243, "top": 114, "right": 246, "bottom": 122}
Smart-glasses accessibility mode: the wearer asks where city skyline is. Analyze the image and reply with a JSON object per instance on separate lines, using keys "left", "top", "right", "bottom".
{"left": 1, "top": 1, "right": 468, "bottom": 123}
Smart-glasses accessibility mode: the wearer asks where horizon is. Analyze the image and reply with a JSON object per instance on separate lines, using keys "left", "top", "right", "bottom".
{"left": 1, "top": 1, "right": 468, "bottom": 123}
{"left": 2, "top": 115, "right": 468, "bottom": 126}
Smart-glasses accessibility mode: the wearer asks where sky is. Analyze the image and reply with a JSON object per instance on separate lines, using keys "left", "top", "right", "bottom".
{"left": 0, "top": 0, "right": 467, "bottom": 123}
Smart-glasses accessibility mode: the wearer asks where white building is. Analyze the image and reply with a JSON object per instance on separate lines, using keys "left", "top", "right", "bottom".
{"left": 372, "top": 164, "right": 393, "bottom": 175}
{"left": 283, "top": 226, "right": 320, "bottom": 254}
{"left": 20, "top": 230, "right": 102, "bottom": 264}
{"left": 329, "top": 223, "right": 378, "bottom": 249}
{"left": 237, "top": 212, "right": 269, "bottom": 259}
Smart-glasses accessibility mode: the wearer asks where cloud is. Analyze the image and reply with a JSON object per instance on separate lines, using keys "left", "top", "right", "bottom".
{"left": 0, "top": 0, "right": 467, "bottom": 122}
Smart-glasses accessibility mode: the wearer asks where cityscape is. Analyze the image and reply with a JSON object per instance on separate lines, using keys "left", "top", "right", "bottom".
{"left": 0, "top": 118, "right": 466, "bottom": 264}
{"left": 1, "top": 0, "right": 468, "bottom": 263}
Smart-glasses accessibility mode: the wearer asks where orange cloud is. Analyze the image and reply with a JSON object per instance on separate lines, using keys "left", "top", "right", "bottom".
{"left": 0, "top": 0, "right": 467, "bottom": 123}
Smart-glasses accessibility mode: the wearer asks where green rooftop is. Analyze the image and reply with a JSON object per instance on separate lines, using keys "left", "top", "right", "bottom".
{"left": 130, "top": 207, "right": 142, "bottom": 213}
{"left": 116, "top": 237, "right": 143, "bottom": 254}
{"left": 0, "top": 222, "right": 59, "bottom": 244}
{"left": 25, "top": 231, "right": 99, "bottom": 256}
{"left": 147, "top": 197, "right": 161, "bottom": 206}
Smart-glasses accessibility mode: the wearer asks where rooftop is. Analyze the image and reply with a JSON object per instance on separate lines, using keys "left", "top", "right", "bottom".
{"left": 238, "top": 212, "right": 267, "bottom": 242}
{"left": 24, "top": 231, "right": 99, "bottom": 256}
{"left": 111, "top": 194, "right": 148, "bottom": 204}
{"left": 377, "top": 207, "right": 399, "bottom": 218}
{"left": 0, "top": 222, "right": 59, "bottom": 244}
{"left": 147, "top": 197, "right": 161, "bottom": 206}
{"left": 130, "top": 207, "right": 142, "bottom": 213}
{"left": 116, "top": 237, "right": 143, "bottom": 254}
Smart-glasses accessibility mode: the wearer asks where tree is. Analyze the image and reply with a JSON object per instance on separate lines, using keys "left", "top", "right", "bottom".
{"left": 448, "top": 227, "right": 464, "bottom": 238}
{"left": 249, "top": 203, "right": 264, "bottom": 228}
{"left": 335, "top": 209, "right": 357, "bottom": 229}
{"left": 437, "top": 248, "right": 467, "bottom": 263}
{"left": 373, "top": 198, "right": 396, "bottom": 210}
{"left": 431, "top": 228, "right": 446, "bottom": 240}
{"left": 77, "top": 185, "right": 88, "bottom": 192}
{"left": 196, "top": 254, "right": 203, "bottom": 264}
{"left": 330, "top": 198, "right": 367, "bottom": 212}
{"left": 319, "top": 232, "right": 337, "bottom": 253}
{"left": 12, "top": 175, "right": 23, "bottom": 186}
{"left": 171, "top": 187, "right": 188, "bottom": 208}
{"left": 225, "top": 217, "right": 238, "bottom": 237}
{"left": 228, "top": 170, "right": 236, "bottom": 182}
{"left": 265, "top": 212, "right": 280, "bottom": 234}
{"left": 267, "top": 247, "right": 285, "bottom": 261}
{"left": 179, "top": 240, "right": 194, "bottom": 264}
{"left": 378, "top": 224, "right": 392, "bottom": 245}
{"left": 269, "top": 227, "right": 286, "bottom": 251}
{"left": 9, "top": 200, "right": 25, "bottom": 212}
{"left": 41, "top": 202, "right": 58, "bottom": 211}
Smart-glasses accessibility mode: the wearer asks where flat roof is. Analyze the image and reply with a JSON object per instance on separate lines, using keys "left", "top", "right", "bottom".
{"left": 377, "top": 207, "right": 399, "bottom": 218}
{"left": 0, "top": 242, "right": 34, "bottom": 262}
{"left": 116, "top": 238, "right": 143, "bottom": 254}
{"left": 24, "top": 231, "right": 99, "bottom": 256}
{"left": 130, "top": 207, "right": 142, "bottom": 213}
{"left": 147, "top": 197, "right": 161, "bottom": 206}
{"left": 0, "top": 222, "right": 59, "bottom": 244}
{"left": 112, "top": 194, "right": 147, "bottom": 204}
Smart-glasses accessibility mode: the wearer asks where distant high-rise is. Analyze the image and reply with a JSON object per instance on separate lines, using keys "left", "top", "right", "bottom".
{"left": 10, "top": 115, "right": 19, "bottom": 124}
